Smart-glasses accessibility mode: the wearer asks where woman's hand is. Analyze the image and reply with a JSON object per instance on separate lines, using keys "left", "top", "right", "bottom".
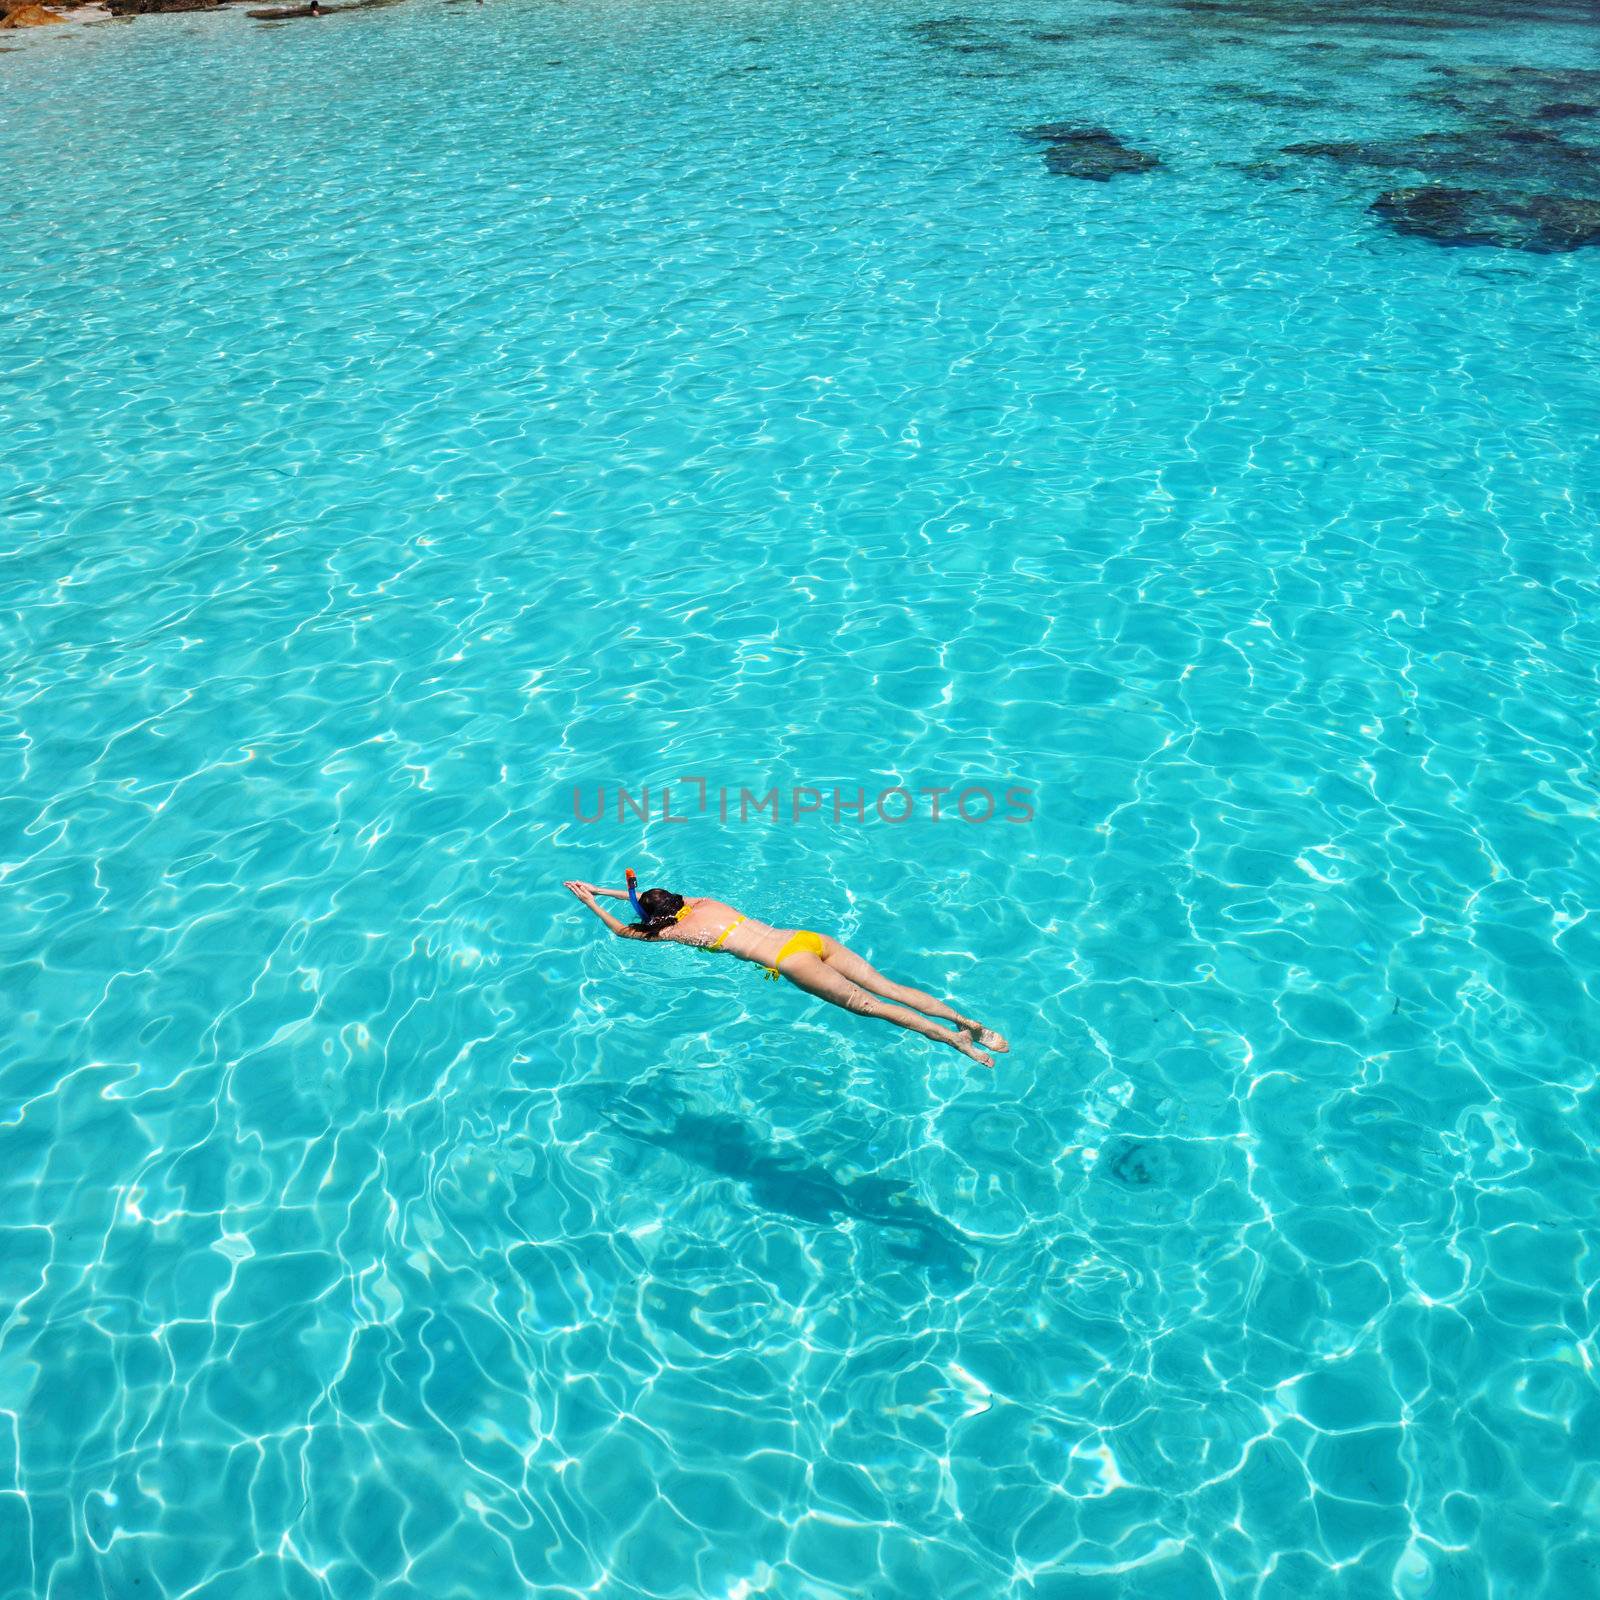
{"left": 566, "top": 880, "right": 626, "bottom": 900}
{"left": 564, "top": 880, "right": 642, "bottom": 939}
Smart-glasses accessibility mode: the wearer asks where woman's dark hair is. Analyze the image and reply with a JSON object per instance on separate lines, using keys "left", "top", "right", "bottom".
{"left": 630, "top": 887, "right": 685, "bottom": 937}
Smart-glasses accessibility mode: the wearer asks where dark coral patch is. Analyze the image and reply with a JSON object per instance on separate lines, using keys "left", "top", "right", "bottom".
{"left": 1415, "top": 64, "right": 1600, "bottom": 122}
{"left": 1105, "top": 1141, "right": 1157, "bottom": 1187}
{"left": 1176, "top": 0, "right": 1597, "bottom": 31}
{"left": 1370, "top": 186, "right": 1600, "bottom": 252}
{"left": 1020, "top": 124, "right": 1161, "bottom": 180}
{"left": 1282, "top": 128, "right": 1599, "bottom": 194}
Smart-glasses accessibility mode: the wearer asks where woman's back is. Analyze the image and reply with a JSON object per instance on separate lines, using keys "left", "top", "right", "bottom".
{"left": 664, "top": 897, "right": 782, "bottom": 966}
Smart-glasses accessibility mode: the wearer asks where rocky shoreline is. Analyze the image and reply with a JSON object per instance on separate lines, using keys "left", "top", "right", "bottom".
{"left": 1, "top": 0, "right": 74, "bottom": 25}
{"left": 0, "top": 0, "right": 396, "bottom": 22}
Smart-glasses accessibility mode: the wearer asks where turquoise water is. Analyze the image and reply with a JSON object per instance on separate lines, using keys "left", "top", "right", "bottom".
{"left": 4, "top": 0, "right": 1600, "bottom": 1594}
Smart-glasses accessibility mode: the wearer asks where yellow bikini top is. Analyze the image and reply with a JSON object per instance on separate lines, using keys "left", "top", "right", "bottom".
{"left": 676, "top": 901, "right": 751, "bottom": 956}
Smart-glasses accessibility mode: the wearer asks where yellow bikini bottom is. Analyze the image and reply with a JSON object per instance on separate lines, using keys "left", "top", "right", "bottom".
{"left": 764, "top": 929, "right": 825, "bottom": 980}
{"left": 700, "top": 918, "right": 825, "bottom": 979}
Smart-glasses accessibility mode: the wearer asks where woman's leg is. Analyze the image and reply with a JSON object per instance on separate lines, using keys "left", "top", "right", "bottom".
{"left": 823, "top": 941, "right": 1009, "bottom": 1052}
{"left": 780, "top": 953, "right": 993, "bottom": 1067}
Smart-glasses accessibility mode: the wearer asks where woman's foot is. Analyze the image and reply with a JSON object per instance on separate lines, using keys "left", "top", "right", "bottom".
{"left": 958, "top": 1018, "right": 1009, "bottom": 1053}
{"left": 949, "top": 1032, "right": 995, "bottom": 1069}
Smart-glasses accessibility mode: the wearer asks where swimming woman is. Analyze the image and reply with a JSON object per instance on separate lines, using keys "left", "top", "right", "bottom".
{"left": 562, "top": 872, "right": 1007, "bottom": 1068}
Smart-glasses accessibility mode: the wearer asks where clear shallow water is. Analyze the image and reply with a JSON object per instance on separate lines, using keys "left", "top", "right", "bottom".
{"left": 4, "top": 0, "right": 1600, "bottom": 1595}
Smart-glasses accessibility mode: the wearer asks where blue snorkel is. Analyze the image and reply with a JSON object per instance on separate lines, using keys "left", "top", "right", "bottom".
{"left": 625, "top": 868, "right": 645, "bottom": 920}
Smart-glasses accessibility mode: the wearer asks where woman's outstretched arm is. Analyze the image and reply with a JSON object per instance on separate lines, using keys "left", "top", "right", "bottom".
{"left": 564, "top": 881, "right": 650, "bottom": 939}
